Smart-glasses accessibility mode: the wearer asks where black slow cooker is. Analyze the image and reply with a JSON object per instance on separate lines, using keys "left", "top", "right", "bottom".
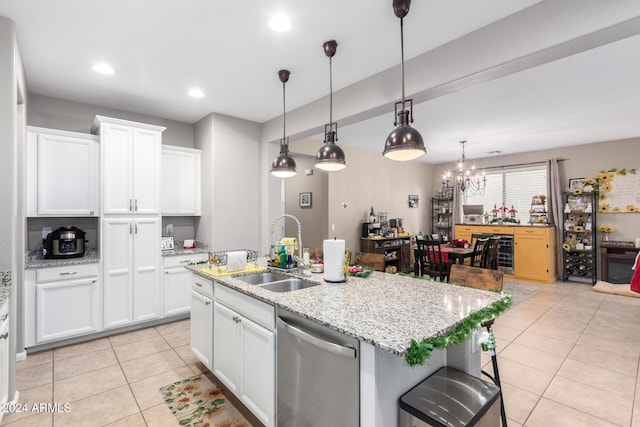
{"left": 43, "top": 226, "right": 86, "bottom": 259}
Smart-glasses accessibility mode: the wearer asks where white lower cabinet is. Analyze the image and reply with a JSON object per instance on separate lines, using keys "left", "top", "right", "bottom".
{"left": 27, "top": 264, "right": 100, "bottom": 345}
{"left": 191, "top": 275, "right": 213, "bottom": 369}
{"left": 1, "top": 300, "right": 10, "bottom": 414}
{"left": 213, "top": 283, "right": 275, "bottom": 426}
{"left": 103, "top": 217, "right": 161, "bottom": 328}
{"left": 163, "top": 253, "right": 208, "bottom": 316}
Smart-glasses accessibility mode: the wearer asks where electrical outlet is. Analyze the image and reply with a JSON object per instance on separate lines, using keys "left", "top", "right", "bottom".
{"left": 42, "top": 227, "right": 52, "bottom": 239}
{"left": 166, "top": 224, "right": 173, "bottom": 235}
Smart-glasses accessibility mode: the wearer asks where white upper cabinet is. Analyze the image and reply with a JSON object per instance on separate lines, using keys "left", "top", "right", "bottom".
{"left": 27, "top": 127, "right": 99, "bottom": 217}
{"left": 94, "top": 116, "right": 165, "bottom": 215}
{"left": 161, "top": 145, "right": 202, "bottom": 216}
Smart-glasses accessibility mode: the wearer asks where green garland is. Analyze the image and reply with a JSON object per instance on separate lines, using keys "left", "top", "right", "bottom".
{"left": 404, "top": 294, "right": 512, "bottom": 366}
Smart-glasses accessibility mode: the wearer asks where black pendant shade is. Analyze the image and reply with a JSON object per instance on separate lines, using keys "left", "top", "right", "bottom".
{"left": 383, "top": 0, "right": 426, "bottom": 161}
{"left": 315, "top": 40, "right": 347, "bottom": 171}
{"left": 270, "top": 69, "right": 297, "bottom": 178}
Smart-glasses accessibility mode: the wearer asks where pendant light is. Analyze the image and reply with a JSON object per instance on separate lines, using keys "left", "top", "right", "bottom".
{"left": 383, "top": 0, "right": 426, "bottom": 161}
{"left": 270, "top": 69, "right": 297, "bottom": 178}
{"left": 315, "top": 40, "right": 347, "bottom": 171}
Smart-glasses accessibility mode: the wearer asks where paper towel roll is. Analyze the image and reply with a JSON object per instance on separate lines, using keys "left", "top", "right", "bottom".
{"left": 226, "top": 251, "right": 247, "bottom": 272}
{"left": 323, "top": 239, "right": 346, "bottom": 283}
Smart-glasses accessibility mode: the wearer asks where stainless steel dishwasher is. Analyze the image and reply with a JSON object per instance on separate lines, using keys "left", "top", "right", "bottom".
{"left": 276, "top": 307, "right": 359, "bottom": 426}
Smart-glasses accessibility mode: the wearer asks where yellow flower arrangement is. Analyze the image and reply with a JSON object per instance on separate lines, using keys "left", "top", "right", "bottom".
{"left": 612, "top": 206, "right": 621, "bottom": 212}
{"left": 598, "top": 171, "right": 614, "bottom": 183}
{"left": 599, "top": 193, "right": 606, "bottom": 200}
{"left": 571, "top": 188, "right": 582, "bottom": 195}
{"left": 573, "top": 225, "right": 585, "bottom": 233}
{"left": 581, "top": 178, "right": 598, "bottom": 186}
{"left": 562, "top": 243, "right": 571, "bottom": 252}
{"left": 599, "top": 203, "right": 610, "bottom": 213}
{"left": 600, "top": 183, "right": 612, "bottom": 193}
{"left": 598, "top": 225, "right": 614, "bottom": 233}
{"left": 626, "top": 204, "right": 639, "bottom": 213}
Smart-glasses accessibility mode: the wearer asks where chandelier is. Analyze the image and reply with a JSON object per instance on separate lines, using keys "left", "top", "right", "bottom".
{"left": 443, "top": 141, "right": 486, "bottom": 196}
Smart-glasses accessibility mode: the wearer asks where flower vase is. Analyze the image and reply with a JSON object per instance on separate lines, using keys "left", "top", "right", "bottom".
{"left": 602, "top": 233, "right": 609, "bottom": 243}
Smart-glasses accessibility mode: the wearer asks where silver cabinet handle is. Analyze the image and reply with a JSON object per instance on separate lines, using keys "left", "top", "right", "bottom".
{"left": 180, "top": 260, "right": 190, "bottom": 264}
{"left": 129, "top": 199, "right": 133, "bottom": 211}
{"left": 89, "top": 210, "right": 94, "bottom": 215}
{"left": 129, "top": 223, "right": 133, "bottom": 234}
{"left": 195, "top": 282, "right": 203, "bottom": 287}
{"left": 59, "top": 271, "right": 77, "bottom": 276}
{"left": 0, "top": 314, "right": 7, "bottom": 321}
{"left": 135, "top": 199, "right": 138, "bottom": 212}
{"left": 135, "top": 223, "right": 138, "bottom": 234}
{"left": 277, "top": 317, "right": 356, "bottom": 358}
{"left": 205, "top": 301, "right": 211, "bottom": 306}
{"left": 0, "top": 332, "right": 8, "bottom": 340}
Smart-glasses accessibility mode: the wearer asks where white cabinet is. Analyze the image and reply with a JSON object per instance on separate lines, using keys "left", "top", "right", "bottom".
{"left": 103, "top": 217, "right": 161, "bottom": 328}
{"left": 163, "top": 253, "right": 208, "bottom": 316}
{"left": 161, "top": 146, "right": 202, "bottom": 216}
{"left": 26, "top": 127, "right": 99, "bottom": 217}
{"left": 94, "top": 116, "right": 165, "bottom": 215}
{"left": 213, "top": 283, "right": 275, "bottom": 426}
{"left": 27, "top": 264, "right": 100, "bottom": 344}
{"left": 0, "top": 300, "right": 9, "bottom": 412}
{"left": 191, "top": 275, "right": 213, "bottom": 369}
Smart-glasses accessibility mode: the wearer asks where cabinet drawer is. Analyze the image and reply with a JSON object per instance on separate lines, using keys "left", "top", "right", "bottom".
{"left": 215, "top": 283, "right": 275, "bottom": 331}
{"left": 192, "top": 274, "right": 214, "bottom": 299}
{"left": 36, "top": 264, "right": 99, "bottom": 283}
{"left": 515, "top": 227, "right": 547, "bottom": 236}
{"left": 481, "top": 226, "right": 514, "bottom": 235}
{"left": 456, "top": 225, "right": 480, "bottom": 233}
{"left": 164, "top": 253, "right": 208, "bottom": 269}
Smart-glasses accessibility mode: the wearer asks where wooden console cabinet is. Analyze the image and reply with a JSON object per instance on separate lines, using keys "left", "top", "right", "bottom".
{"left": 360, "top": 236, "right": 411, "bottom": 273}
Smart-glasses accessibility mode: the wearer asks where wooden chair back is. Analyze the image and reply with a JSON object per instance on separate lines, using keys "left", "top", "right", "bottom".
{"left": 449, "top": 264, "right": 504, "bottom": 291}
{"left": 482, "top": 237, "right": 501, "bottom": 270}
{"left": 353, "top": 252, "right": 385, "bottom": 272}
{"left": 470, "top": 237, "right": 489, "bottom": 267}
{"left": 414, "top": 238, "right": 450, "bottom": 282}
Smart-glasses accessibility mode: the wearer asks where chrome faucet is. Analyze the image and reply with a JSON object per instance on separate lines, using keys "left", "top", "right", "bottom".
{"left": 271, "top": 214, "right": 308, "bottom": 275}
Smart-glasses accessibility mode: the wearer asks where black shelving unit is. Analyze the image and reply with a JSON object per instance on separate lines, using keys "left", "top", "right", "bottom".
{"left": 432, "top": 194, "right": 453, "bottom": 242}
{"left": 562, "top": 190, "right": 597, "bottom": 284}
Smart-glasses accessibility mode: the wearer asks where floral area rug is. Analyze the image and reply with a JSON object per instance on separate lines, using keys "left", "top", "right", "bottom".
{"left": 160, "top": 374, "right": 252, "bottom": 427}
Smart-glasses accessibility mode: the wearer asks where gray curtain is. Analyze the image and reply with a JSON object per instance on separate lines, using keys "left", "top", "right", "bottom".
{"left": 547, "top": 159, "right": 564, "bottom": 276}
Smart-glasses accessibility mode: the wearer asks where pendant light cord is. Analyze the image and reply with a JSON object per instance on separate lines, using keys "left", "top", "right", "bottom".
{"left": 282, "top": 81, "right": 286, "bottom": 141}
{"left": 329, "top": 55, "right": 333, "bottom": 126}
{"left": 400, "top": 17, "right": 405, "bottom": 106}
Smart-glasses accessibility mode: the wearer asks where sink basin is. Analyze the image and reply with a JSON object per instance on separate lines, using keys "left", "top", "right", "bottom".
{"left": 237, "top": 271, "right": 291, "bottom": 285}
{"left": 260, "top": 278, "right": 319, "bottom": 293}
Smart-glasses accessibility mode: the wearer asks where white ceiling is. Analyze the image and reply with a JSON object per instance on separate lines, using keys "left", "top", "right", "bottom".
{"left": 2, "top": 0, "right": 640, "bottom": 165}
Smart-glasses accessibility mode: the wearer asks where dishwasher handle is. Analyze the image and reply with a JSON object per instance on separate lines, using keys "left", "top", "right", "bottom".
{"left": 277, "top": 316, "right": 356, "bottom": 359}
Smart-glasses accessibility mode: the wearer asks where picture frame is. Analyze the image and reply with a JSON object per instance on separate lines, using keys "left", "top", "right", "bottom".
{"left": 299, "top": 192, "right": 312, "bottom": 208}
{"left": 568, "top": 178, "right": 584, "bottom": 190}
{"left": 408, "top": 195, "right": 419, "bottom": 208}
{"left": 161, "top": 236, "right": 175, "bottom": 251}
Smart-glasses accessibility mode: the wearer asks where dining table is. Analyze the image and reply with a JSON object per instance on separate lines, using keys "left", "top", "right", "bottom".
{"left": 440, "top": 244, "right": 475, "bottom": 264}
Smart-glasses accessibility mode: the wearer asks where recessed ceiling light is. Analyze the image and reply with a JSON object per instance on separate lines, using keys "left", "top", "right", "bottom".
{"left": 92, "top": 63, "right": 114, "bottom": 75}
{"left": 269, "top": 14, "right": 291, "bottom": 32}
{"left": 188, "top": 88, "right": 205, "bottom": 98}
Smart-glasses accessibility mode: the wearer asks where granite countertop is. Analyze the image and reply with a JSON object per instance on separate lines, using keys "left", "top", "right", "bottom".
{"left": 1, "top": 271, "right": 12, "bottom": 309}
{"left": 190, "top": 265, "right": 503, "bottom": 357}
{"left": 161, "top": 241, "right": 210, "bottom": 257}
{"left": 25, "top": 248, "right": 100, "bottom": 269}
{"left": 456, "top": 223, "right": 555, "bottom": 228}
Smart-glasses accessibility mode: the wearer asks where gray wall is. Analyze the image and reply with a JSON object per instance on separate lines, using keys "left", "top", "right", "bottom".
{"left": 283, "top": 155, "right": 328, "bottom": 249}
{"left": 195, "top": 113, "right": 263, "bottom": 252}
{"left": 28, "top": 94, "right": 195, "bottom": 148}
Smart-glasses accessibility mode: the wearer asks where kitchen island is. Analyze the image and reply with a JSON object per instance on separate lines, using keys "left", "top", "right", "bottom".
{"left": 190, "top": 265, "right": 505, "bottom": 427}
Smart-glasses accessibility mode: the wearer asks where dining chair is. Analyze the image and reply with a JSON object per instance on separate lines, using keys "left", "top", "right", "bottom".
{"left": 449, "top": 263, "right": 507, "bottom": 426}
{"left": 470, "top": 237, "right": 489, "bottom": 267}
{"left": 414, "top": 238, "right": 451, "bottom": 282}
{"left": 482, "top": 237, "right": 501, "bottom": 270}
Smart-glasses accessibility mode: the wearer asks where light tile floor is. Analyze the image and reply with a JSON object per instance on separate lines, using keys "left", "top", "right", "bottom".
{"left": 3, "top": 280, "right": 640, "bottom": 426}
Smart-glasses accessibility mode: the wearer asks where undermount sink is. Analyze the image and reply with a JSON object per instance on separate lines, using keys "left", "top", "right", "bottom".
{"left": 259, "top": 278, "right": 319, "bottom": 293}
{"left": 237, "top": 271, "right": 291, "bottom": 285}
